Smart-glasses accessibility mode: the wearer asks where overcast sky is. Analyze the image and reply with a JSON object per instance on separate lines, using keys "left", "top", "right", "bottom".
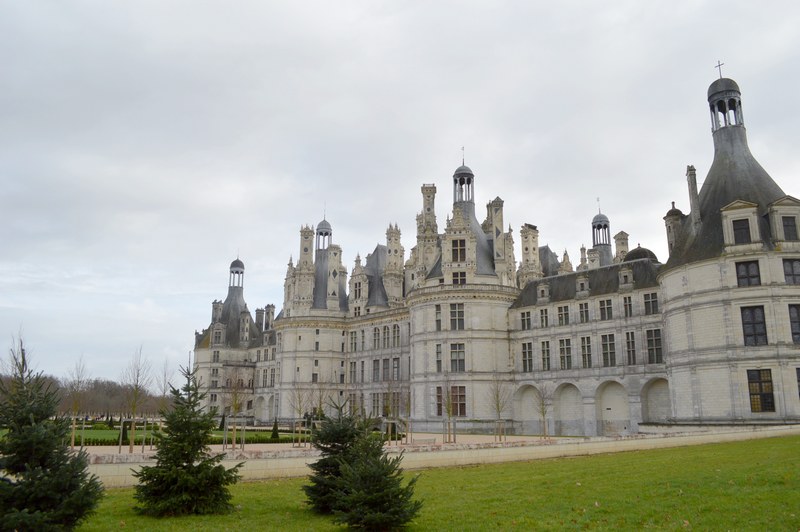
{"left": 2, "top": 1, "right": 799, "bottom": 386}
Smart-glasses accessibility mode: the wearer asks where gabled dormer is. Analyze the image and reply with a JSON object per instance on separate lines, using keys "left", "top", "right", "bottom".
{"left": 618, "top": 265, "right": 634, "bottom": 293}
{"left": 768, "top": 196, "right": 800, "bottom": 251}
{"left": 721, "top": 200, "right": 762, "bottom": 254}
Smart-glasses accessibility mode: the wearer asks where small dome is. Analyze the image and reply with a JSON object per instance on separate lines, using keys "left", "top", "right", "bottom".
{"left": 230, "top": 258, "right": 245, "bottom": 270}
{"left": 453, "top": 165, "right": 474, "bottom": 177}
{"left": 707, "top": 78, "right": 740, "bottom": 100}
{"left": 316, "top": 219, "right": 332, "bottom": 234}
{"left": 592, "top": 212, "right": 609, "bottom": 225}
{"left": 665, "top": 201, "right": 683, "bottom": 218}
{"left": 623, "top": 245, "right": 658, "bottom": 263}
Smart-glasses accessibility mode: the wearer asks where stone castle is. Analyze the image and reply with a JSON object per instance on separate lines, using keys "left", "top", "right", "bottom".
{"left": 193, "top": 77, "right": 800, "bottom": 435}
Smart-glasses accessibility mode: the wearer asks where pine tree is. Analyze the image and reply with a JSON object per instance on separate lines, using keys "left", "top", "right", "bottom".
{"left": 303, "top": 406, "right": 363, "bottom": 513}
{"left": 0, "top": 339, "right": 103, "bottom": 531}
{"left": 332, "top": 435, "right": 422, "bottom": 530}
{"left": 270, "top": 418, "right": 279, "bottom": 440}
{"left": 133, "top": 367, "right": 241, "bottom": 516}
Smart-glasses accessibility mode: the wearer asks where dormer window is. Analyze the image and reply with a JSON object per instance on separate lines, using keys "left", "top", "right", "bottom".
{"left": 452, "top": 239, "right": 466, "bottom": 262}
{"left": 783, "top": 216, "right": 799, "bottom": 241}
{"left": 733, "top": 219, "right": 751, "bottom": 244}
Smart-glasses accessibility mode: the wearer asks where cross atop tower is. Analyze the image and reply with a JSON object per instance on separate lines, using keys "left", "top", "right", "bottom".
{"left": 461, "top": 146, "right": 465, "bottom": 165}
{"left": 715, "top": 60, "right": 724, "bottom": 79}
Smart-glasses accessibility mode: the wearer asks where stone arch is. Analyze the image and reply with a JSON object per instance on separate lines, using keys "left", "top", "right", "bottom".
{"left": 641, "top": 378, "right": 670, "bottom": 423}
{"left": 554, "top": 383, "right": 584, "bottom": 436}
{"left": 513, "top": 384, "right": 544, "bottom": 435}
{"left": 595, "top": 381, "right": 629, "bottom": 436}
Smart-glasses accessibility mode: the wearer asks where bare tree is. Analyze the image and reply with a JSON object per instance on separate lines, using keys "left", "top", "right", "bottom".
{"left": 486, "top": 373, "right": 512, "bottom": 442}
{"left": 223, "top": 365, "right": 252, "bottom": 449}
{"left": 154, "top": 357, "right": 174, "bottom": 415}
{"left": 120, "top": 347, "right": 153, "bottom": 453}
{"left": 65, "top": 356, "right": 89, "bottom": 449}
{"left": 439, "top": 372, "right": 456, "bottom": 443}
{"left": 534, "top": 383, "right": 555, "bottom": 438}
{"left": 287, "top": 384, "right": 311, "bottom": 446}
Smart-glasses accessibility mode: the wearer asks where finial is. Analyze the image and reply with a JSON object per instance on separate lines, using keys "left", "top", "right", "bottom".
{"left": 596, "top": 197, "right": 601, "bottom": 214}
{"left": 323, "top": 202, "right": 326, "bottom": 220}
{"left": 715, "top": 60, "right": 724, "bottom": 79}
{"left": 461, "top": 146, "right": 465, "bottom": 165}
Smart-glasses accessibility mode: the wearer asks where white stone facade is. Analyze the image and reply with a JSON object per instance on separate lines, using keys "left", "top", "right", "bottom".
{"left": 194, "top": 77, "right": 800, "bottom": 435}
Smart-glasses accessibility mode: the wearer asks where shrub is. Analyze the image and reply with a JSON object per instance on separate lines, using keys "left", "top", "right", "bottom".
{"left": 133, "top": 368, "right": 241, "bottom": 516}
{"left": 303, "top": 408, "right": 363, "bottom": 514}
{"left": 271, "top": 419, "right": 279, "bottom": 440}
{"left": 332, "top": 435, "right": 422, "bottom": 530}
{"left": 0, "top": 339, "right": 103, "bottom": 530}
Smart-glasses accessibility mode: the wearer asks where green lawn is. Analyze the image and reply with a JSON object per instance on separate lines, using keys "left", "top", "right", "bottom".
{"left": 78, "top": 434, "right": 800, "bottom": 531}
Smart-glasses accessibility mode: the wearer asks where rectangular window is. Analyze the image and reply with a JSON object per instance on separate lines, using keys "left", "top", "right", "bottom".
{"left": 262, "top": 370, "right": 268, "bottom": 387}
{"left": 210, "top": 393, "right": 217, "bottom": 403}
{"left": 797, "top": 368, "right": 800, "bottom": 400}
{"left": 314, "top": 341, "right": 319, "bottom": 351}
{"left": 747, "top": 369, "right": 775, "bottom": 412}
{"left": 602, "top": 334, "right": 616, "bottom": 367}
{"left": 579, "top": 302, "right": 589, "bottom": 323}
{"left": 646, "top": 329, "right": 663, "bottom": 363}
{"left": 733, "top": 219, "right": 751, "bottom": 244}
{"left": 373, "top": 328, "right": 380, "bottom": 349}
{"left": 372, "top": 393, "right": 381, "bottom": 417}
{"left": 435, "top": 387, "right": 443, "bottom": 416}
{"left": 741, "top": 306, "right": 768, "bottom": 346}
{"left": 360, "top": 361, "right": 365, "bottom": 382}
{"left": 559, "top": 339, "right": 572, "bottom": 369}
{"left": 354, "top": 306, "right": 361, "bottom": 317}
{"left": 736, "top": 261, "right": 761, "bottom": 287}
{"left": 435, "top": 344, "right": 442, "bottom": 372}
{"left": 382, "top": 359, "right": 390, "bottom": 381}
{"left": 361, "top": 330, "right": 366, "bottom": 350}
{"left": 625, "top": 331, "right": 636, "bottom": 365}
{"left": 392, "top": 324, "right": 400, "bottom": 347}
{"left": 451, "top": 386, "right": 466, "bottom": 417}
{"left": 452, "top": 239, "right": 466, "bottom": 262}
{"left": 213, "top": 331, "right": 222, "bottom": 344}
{"left": 349, "top": 361, "right": 356, "bottom": 383}
{"left": 450, "top": 343, "right": 465, "bottom": 372}
{"left": 521, "top": 311, "right": 532, "bottom": 330}
{"left": 599, "top": 299, "right": 613, "bottom": 320}
{"left": 782, "top": 216, "right": 798, "bottom": 241}
{"left": 435, "top": 304, "right": 442, "bottom": 331}
{"left": 211, "top": 379, "right": 218, "bottom": 388}
{"left": 354, "top": 281, "right": 362, "bottom": 299}
{"left": 450, "top": 303, "right": 465, "bottom": 330}
{"left": 580, "top": 336, "right": 592, "bottom": 368}
{"left": 212, "top": 350, "right": 220, "bottom": 363}
{"left": 383, "top": 326, "right": 390, "bottom": 349}
{"left": 350, "top": 331, "right": 358, "bottom": 352}
{"left": 452, "top": 271, "right": 467, "bottom": 285}
{"left": 790, "top": 305, "right": 800, "bottom": 344}
{"left": 541, "top": 341, "right": 551, "bottom": 371}
{"left": 644, "top": 293, "right": 659, "bottom": 315}
{"left": 522, "top": 342, "right": 533, "bottom": 372}
{"left": 311, "top": 373, "right": 318, "bottom": 383}
{"left": 558, "top": 305, "right": 570, "bottom": 326}
{"left": 540, "top": 308, "right": 549, "bottom": 327}
{"left": 270, "top": 368, "right": 275, "bottom": 387}
{"left": 392, "top": 358, "right": 400, "bottom": 380}
{"left": 623, "top": 296, "right": 633, "bottom": 318}
{"left": 784, "top": 259, "right": 800, "bottom": 284}
{"left": 372, "top": 360, "right": 380, "bottom": 382}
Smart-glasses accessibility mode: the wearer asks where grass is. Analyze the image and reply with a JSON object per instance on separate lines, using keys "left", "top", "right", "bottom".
{"left": 78, "top": 434, "right": 800, "bottom": 531}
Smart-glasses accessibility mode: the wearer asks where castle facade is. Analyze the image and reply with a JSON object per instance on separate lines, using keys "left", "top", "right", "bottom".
{"left": 194, "top": 78, "right": 800, "bottom": 435}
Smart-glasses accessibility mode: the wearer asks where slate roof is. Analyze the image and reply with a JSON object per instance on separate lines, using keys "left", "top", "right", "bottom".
{"left": 510, "top": 258, "right": 660, "bottom": 309}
